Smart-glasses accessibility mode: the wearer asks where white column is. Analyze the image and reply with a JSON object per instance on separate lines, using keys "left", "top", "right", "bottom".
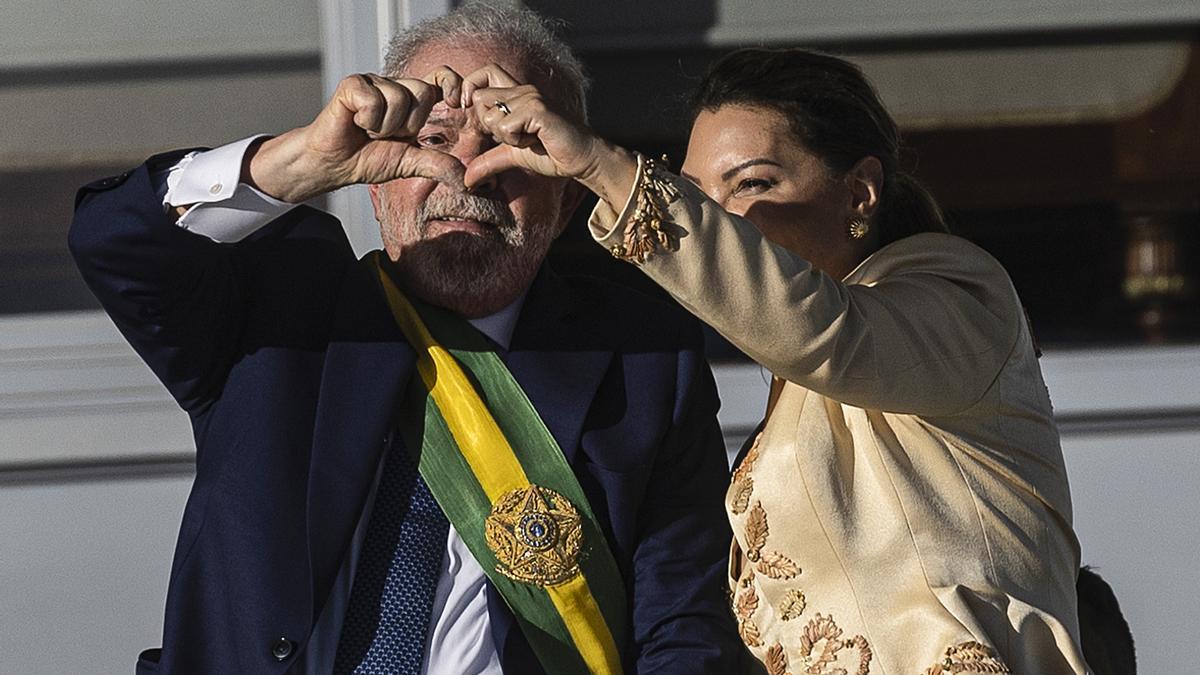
{"left": 317, "top": 0, "right": 452, "bottom": 256}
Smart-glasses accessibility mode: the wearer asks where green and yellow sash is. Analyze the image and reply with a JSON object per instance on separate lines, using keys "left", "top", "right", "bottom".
{"left": 369, "top": 253, "right": 627, "bottom": 674}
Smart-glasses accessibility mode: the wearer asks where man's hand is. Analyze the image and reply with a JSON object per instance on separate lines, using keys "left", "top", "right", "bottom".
{"left": 457, "top": 64, "right": 639, "bottom": 209}
{"left": 245, "top": 71, "right": 466, "bottom": 204}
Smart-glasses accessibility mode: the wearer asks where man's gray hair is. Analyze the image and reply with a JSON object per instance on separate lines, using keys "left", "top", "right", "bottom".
{"left": 383, "top": 2, "right": 589, "bottom": 122}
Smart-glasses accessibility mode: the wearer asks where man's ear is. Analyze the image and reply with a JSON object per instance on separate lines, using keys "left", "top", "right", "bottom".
{"left": 368, "top": 184, "right": 384, "bottom": 221}
{"left": 846, "top": 156, "right": 883, "bottom": 218}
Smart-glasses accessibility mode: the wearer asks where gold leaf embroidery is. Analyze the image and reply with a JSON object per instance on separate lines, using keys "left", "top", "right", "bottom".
{"left": 799, "top": 614, "right": 839, "bottom": 660}
{"left": 922, "top": 641, "right": 1010, "bottom": 674}
{"left": 844, "top": 635, "right": 873, "bottom": 675}
{"left": 735, "top": 585, "right": 760, "bottom": 620}
{"left": 611, "top": 155, "right": 682, "bottom": 263}
{"left": 757, "top": 550, "right": 800, "bottom": 580}
{"left": 739, "top": 615, "right": 764, "bottom": 648}
{"left": 734, "top": 580, "right": 763, "bottom": 648}
{"left": 766, "top": 643, "right": 791, "bottom": 675}
{"left": 797, "top": 613, "right": 871, "bottom": 675}
{"left": 744, "top": 502, "right": 769, "bottom": 562}
{"left": 779, "top": 589, "right": 807, "bottom": 620}
{"left": 730, "top": 476, "right": 754, "bottom": 515}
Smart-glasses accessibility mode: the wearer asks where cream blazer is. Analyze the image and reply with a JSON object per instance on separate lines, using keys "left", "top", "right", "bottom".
{"left": 591, "top": 172, "right": 1090, "bottom": 674}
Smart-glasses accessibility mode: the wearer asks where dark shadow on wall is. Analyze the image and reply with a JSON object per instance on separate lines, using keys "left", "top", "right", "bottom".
{"left": 536, "top": 10, "right": 1200, "bottom": 357}
{"left": 525, "top": 0, "right": 720, "bottom": 145}
{"left": 528, "top": 1, "right": 739, "bottom": 358}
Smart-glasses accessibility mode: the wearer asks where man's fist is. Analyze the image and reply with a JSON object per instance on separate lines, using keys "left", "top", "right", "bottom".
{"left": 244, "top": 71, "right": 466, "bottom": 204}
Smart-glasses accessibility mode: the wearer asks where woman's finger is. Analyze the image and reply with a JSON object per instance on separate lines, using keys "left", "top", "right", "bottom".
{"left": 466, "top": 85, "right": 598, "bottom": 181}
{"left": 472, "top": 90, "right": 545, "bottom": 148}
{"left": 470, "top": 85, "right": 541, "bottom": 132}
{"left": 460, "top": 63, "right": 522, "bottom": 108}
{"left": 469, "top": 84, "right": 538, "bottom": 117}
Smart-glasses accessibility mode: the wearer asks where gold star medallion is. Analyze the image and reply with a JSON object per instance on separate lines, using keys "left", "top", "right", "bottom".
{"left": 484, "top": 484, "right": 584, "bottom": 586}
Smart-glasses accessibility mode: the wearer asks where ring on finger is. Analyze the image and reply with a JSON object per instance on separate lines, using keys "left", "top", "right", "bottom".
{"left": 495, "top": 100, "right": 512, "bottom": 115}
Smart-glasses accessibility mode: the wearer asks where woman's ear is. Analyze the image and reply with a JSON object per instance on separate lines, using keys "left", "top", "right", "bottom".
{"left": 846, "top": 156, "right": 883, "bottom": 218}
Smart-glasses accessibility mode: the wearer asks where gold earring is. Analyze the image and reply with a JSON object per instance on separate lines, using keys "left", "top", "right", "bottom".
{"left": 848, "top": 216, "right": 869, "bottom": 240}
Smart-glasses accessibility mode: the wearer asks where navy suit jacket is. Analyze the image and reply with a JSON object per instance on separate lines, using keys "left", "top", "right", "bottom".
{"left": 69, "top": 152, "right": 741, "bottom": 674}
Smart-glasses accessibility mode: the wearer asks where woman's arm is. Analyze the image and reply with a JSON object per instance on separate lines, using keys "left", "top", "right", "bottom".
{"left": 460, "top": 68, "right": 1023, "bottom": 417}
{"left": 591, "top": 168, "right": 1023, "bottom": 417}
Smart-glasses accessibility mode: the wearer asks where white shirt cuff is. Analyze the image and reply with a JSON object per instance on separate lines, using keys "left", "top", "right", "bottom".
{"left": 164, "top": 135, "right": 296, "bottom": 243}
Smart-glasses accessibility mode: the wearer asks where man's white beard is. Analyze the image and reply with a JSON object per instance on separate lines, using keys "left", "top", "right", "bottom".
{"left": 383, "top": 189, "right": 559, "bottom": 318}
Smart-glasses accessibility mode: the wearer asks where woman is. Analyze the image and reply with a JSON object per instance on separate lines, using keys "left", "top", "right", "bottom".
{"left": 460, "top": 48, "right": 1089, "bottom": 673}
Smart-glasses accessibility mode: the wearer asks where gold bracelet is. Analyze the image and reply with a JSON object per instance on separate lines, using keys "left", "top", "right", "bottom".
{"left": 609, "top": 153, "right": 681, "bottom": 264}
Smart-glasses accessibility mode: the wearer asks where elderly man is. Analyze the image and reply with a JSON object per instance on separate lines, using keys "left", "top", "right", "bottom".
{"left": 69, "top": 4, "right": 740, "bottom": 674}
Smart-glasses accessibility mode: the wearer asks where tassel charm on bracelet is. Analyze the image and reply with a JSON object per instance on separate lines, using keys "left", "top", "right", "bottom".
{"left": 610, "top": 154, "right": 681, "bottom": 264}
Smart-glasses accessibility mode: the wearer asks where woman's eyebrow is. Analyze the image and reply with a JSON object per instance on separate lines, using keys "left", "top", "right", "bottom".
{"left": 721, "top": 158, "right": 781, "bottom": 182}
{"left": 680, "top": 158, "right": 781, "bottom": 185}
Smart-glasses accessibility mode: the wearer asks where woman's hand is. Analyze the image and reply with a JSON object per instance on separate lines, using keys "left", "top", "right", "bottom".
{"left": 458, "top": 64, "right": 639, "bottom": 208}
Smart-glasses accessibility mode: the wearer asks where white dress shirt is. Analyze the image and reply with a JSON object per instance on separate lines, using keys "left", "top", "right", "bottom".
{"left": 162, "top": 137, "right": 512, "bottom": 674}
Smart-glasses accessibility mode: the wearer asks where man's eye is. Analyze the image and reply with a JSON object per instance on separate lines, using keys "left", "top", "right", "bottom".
{"left": 419, "top": 134, "right": 449, "bottom": 147}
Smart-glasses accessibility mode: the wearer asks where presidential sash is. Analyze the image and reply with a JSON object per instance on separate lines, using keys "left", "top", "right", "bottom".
{"left": 369, "top": 253, "right": 627, "bottom": 674}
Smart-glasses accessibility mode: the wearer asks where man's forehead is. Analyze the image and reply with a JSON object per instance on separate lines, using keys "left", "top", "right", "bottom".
{"left": 424, "top": 104, "right": 467, "bottom": 126}
{"left": 400, "top": 42, "right": 535, "bottom": 82}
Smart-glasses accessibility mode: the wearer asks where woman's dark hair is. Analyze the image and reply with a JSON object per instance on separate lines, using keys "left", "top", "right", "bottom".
{"left": 690, "top": 48, "right": 948, "bottom": 246}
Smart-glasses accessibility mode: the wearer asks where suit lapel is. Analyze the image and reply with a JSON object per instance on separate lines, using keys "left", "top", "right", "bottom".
{"left": 306, "top": 259, "right": 415, "bottom": 610}
{"left": 504, "top": 270, "right": 615, "bottom": 465}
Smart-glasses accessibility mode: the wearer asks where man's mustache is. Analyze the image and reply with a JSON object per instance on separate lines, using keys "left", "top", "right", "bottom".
{"left": 419, "top": 190, "right": 516, "bottom": 233}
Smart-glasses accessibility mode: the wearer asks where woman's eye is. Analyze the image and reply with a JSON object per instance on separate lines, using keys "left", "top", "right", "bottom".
{"left": 733, "top": 177, "right": 775, "bottom": 196}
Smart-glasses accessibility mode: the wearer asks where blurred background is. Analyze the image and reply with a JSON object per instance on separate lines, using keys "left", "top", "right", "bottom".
{"left": 2, "top": 0, "right": 1197, "bottom": 671}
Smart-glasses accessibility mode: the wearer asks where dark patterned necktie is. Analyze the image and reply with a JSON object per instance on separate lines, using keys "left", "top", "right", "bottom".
{"left": 333, "top": 430, "right": 449, "bottom": 674}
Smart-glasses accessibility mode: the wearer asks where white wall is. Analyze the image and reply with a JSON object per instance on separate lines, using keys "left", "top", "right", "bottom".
{"left": 0, "top": 1, "right": 323, "bottom": 170}
{"left": 1, "top": 476, "right": 193, "bottom": 674}
{"left": 2, "top": 0, "right": 318, "bottom": 67}
{"left": 1064, "top": 429, "right": 1199, "bottom": 670}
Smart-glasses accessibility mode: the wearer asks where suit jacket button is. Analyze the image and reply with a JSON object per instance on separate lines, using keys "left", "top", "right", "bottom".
{"left": 271, "top": 637, "right": 294, "bottom": 661}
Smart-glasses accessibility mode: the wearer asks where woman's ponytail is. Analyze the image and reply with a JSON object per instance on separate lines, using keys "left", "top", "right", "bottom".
{"left": 877, "top": 172, "right": 949, "bottom": 246}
